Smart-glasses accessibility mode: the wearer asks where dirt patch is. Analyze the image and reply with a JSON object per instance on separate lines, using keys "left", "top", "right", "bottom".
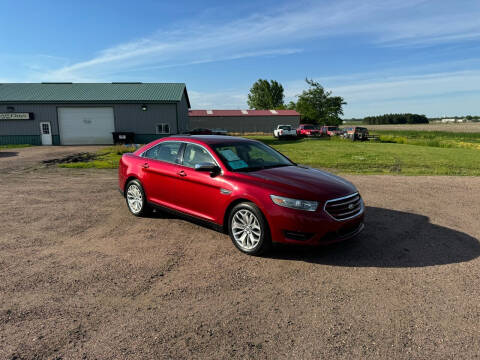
{"left": 0, "top": 145, "right": 105, "bottom": 173}
{"left": 0, "top": 165, "right": 479, "bottom": 359}
{"left": 42, "top": 152, "right": 97, "bottom": 165}
{"left": 0, "top": 151, "right": 18, "bottom": 158}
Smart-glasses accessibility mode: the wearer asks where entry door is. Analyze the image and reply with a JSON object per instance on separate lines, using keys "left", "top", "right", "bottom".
{"left": 40, "top": 122, "right": 52, "bottom": 145}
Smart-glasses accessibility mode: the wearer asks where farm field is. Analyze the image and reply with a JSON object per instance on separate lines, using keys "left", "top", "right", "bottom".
{"left": 363, "top": 122, "right": 480, "bottom": 132}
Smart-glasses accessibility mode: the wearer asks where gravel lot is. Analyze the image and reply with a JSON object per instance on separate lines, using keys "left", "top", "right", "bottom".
{"left": 1, "top": 147, "right": 479, "bottom": 359}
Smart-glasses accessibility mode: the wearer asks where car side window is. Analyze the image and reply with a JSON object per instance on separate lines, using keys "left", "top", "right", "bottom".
{"left": 182, "top": 143, "right": 215, "bottom": 168}
{"left": 143, "top": 142, "right": 182, "bottom": 164}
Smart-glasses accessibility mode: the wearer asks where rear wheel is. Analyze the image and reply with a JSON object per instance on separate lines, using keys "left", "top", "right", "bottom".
{"left": 228, "top": 202, "right": 271, "bottom": 255}
{"left": 125, "top": 179, "right": 150, "bottom": 216}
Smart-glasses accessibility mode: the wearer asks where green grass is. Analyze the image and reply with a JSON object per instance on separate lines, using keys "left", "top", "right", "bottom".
{"left": 0, "top": 144, "right": 32, "bottom": 149}
{"left": 372, "top": 130, "right": 480, "bottom": 150}
{"left": 58, "top": 145, "right": 136, "bottom": 169}
{"left": 248, "top": 136, "right": 480, "bottom": 176}
{"left": 58, "top": 135, "right": 480, "bottom": 176}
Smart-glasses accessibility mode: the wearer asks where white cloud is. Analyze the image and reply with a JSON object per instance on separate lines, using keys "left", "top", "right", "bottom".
{"left": 43, "top": 0, "right": 452, "bottom": 81}
{"left": 329, "top": 70, "right": 480, "bottom": 117}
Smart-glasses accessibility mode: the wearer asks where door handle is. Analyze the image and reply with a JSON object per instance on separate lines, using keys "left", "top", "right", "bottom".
{"left": 142, "top": 163, "right": 149, "bottom": 169}
{"left": 177, "top": 170, "right": 187, "bottom": 177}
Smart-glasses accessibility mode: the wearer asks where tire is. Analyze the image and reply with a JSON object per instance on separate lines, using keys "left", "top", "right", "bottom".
{"left": 228, "top": 202, "right": 271, "bottom": 255}
{"left": 125, "top": 179, "right": 150, "bottom": 217}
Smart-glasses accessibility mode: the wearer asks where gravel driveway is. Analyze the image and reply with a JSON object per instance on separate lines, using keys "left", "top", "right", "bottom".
{"left": 1, "top": 147, "right": 479, "bottom": 359}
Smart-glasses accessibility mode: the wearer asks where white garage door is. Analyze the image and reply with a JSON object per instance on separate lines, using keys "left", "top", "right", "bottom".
{"left": 58, "top": 107, "right": 115, "bottom": 145}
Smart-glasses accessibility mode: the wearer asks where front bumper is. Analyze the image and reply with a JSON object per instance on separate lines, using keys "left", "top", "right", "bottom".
{"left": 267, "top": 204, "right": 365, "bottom": 246}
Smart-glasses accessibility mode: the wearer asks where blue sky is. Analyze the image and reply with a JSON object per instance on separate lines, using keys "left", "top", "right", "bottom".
{"left": 1, "top": 0, "right": 480, "bottom": 117}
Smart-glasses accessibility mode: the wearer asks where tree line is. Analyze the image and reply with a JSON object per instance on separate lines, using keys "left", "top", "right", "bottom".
{"left": 363, "top": 113, "right": 429, "bottom": 125}
{"left": 247, "top": 78, "right": 345, "bottom": 126}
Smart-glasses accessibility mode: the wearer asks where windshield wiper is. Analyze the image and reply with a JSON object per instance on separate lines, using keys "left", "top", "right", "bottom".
{"left": 262, "top": 164, "right": 293, "bottom": 169}
{"left": 236, "top": 166, "right": 265, "bottom": 172}
{"left": 235, "top": 164, "right": 293, "bottom": 172}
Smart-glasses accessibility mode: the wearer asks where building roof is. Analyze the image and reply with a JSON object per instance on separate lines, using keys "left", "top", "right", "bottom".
{"left": 0, "top": 82, "right": 190, "bottom": 106}
{"left": 189, "top": 109, "right": 300, "bottom": 117}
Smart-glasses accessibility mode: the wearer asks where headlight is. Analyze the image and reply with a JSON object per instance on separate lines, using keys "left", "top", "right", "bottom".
{"left": 270, "top": 195, "right": 318, "bottom": 212}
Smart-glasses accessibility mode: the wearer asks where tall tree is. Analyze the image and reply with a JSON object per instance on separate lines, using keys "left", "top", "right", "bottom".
{"left": 247, "top": 79, "right": 285, "bottom": 109}
{"left": 291, "top": 79, "right": 346, "bottom": 126}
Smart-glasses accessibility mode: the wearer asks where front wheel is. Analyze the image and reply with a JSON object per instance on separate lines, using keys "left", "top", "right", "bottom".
{"left": 228, "top": 202, "right": 271, "bottom": 255}
{"left": 125, "top": 179, "right": 150, "bottom": 216}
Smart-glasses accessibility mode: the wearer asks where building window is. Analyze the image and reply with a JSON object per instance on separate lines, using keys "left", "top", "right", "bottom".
{"left": 156, "top": 123, "right": 170, "bottom": 134}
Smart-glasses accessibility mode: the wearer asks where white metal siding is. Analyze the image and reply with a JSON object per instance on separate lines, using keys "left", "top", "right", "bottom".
{"left": 58, "top": 107, "right": 115, "bottom": 145}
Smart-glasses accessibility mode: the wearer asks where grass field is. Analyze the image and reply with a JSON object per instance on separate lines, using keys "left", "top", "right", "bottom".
{"left": 364, "top": 122, "right": 480, "bottom": 133}
{"left": 58, "top": 145, "right": 136, "bottom": 169}
{"left": 371, "top": 130, "right": 480, "bottom": 150}
{"left": 58, "top": 134, "right": 480, "bottom": 176}
{"left": 249, "top": 136, "right": 480, "bottom": 176}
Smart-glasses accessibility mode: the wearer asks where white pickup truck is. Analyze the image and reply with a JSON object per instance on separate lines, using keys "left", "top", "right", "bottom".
{"left": 273, "top": 125, "right": 297, "bottom": 139}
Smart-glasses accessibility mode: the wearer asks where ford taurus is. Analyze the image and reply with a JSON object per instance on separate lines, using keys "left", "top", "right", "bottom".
{"left": 119, "top": 136, "right": 364, "bottom": 255}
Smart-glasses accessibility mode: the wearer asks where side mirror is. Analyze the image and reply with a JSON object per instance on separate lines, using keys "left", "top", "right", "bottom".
{"left": 194, "top": 162, "right": 220, "bottom": 175}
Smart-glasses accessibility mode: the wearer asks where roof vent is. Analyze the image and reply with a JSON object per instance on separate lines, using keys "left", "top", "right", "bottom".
{"left": 241, "top": 110, "right": 248, "bottom": 114}
{"left": 206, "top": 110, "right": 213, "bottom": 114}
{"left": 270, "top": 110, "right": 278, "bottom": 114}
{"left": 41, "top": 82, "right": 73, "bottom": 84}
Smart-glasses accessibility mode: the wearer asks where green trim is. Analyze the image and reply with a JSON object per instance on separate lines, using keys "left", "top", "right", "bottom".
{"left": 133, "top": 134, "right": 170, "bottom": 144}
{"left": 52, "top": 135, "right": 60, "bottom": 145}
{"left": 0, "top": 135, "right": 41, "bottom": 145}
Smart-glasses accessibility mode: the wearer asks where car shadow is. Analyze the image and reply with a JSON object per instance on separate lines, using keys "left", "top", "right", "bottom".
{"left": 267, "top": 206, "right": 480, "bottom": 268}
{"left": 0, "top": 151, "right": 18, "bottom": 158}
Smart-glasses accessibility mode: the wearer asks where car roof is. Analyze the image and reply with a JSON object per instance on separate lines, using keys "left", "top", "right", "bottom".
{"left": 167, "top": 135, "right": 254, "bottom": 145}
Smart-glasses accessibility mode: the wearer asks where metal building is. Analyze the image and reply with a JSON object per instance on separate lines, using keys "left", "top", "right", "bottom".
{"left": 189, "top": 110, "right": 301, "bottom": 133}
{"left": 0, "top": 82, "right": 190, "bottom": 145}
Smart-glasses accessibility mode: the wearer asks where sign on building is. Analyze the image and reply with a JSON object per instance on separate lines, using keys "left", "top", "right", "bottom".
{"left": 0, "top": 113, "right": 34, "bottom": 120}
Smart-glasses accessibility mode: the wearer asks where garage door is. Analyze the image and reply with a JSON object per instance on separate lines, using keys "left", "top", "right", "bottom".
{"left": 58, "top": 107, "right": 115, "bottom": 145}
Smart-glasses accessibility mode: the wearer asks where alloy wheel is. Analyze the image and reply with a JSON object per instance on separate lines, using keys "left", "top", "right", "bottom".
{"left": 231, "top": 209, "right": 262, "bottom": 251}
{"left": 127, "top": 184, "right": 143, "bottom": 214}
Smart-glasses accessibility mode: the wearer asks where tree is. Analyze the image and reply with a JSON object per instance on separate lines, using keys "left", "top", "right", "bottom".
{"left": 247, "top": 79, "right": 285, "bottom": 109}
{"left": 363, "top": 113, "right": 428, "bottom": 125}
{"left": 290, "top": 79, "right": 346, "bottom": 126}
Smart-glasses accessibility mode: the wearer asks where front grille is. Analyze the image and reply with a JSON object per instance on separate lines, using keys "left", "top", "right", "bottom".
{"left": 324, "top": 193, "right": 363, "bottom": 221}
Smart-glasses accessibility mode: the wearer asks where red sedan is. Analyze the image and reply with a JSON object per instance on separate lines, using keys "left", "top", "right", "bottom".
{"left": 297, "top": 124, "right": 321, "bottom": 137}
{"left": 119, "top": 136, "right": 364, "bottom": 255}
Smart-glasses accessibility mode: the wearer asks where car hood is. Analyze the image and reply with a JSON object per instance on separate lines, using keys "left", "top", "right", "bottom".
{"left": 246, "top": 165, "right": 357, "bottom": 201}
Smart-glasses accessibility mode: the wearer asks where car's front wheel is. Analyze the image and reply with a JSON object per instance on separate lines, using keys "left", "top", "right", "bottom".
{"left": 125, "top": 179, "right": 150, "bottom": 216}
{"left": 228, "top": 202, "right": 271, "bottom": 255}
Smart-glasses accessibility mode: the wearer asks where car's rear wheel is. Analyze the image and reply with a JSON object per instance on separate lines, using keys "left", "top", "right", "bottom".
{"left": 228, "top": 202, "right": 271, "bottom": 255}
{"left": 125, "top": 179, "right": 150, "bottom": 216}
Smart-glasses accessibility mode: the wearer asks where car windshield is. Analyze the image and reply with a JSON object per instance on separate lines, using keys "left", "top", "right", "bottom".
{"left": 303, "top": 125, "right": 316, "bottom": 130}
{"left": 212, "top": 141, "right": 294, "bottom": 172}
{"left": 327, "top": 126, "right": 338, "bottom": 130}
{"left": 279, "top": 125, "right": 291, "bottom": 130}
